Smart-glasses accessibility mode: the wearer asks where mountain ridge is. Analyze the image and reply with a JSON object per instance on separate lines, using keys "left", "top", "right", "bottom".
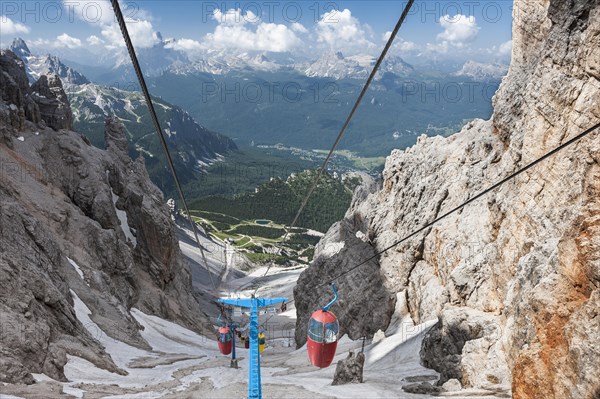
{"left": 0, "top": 49, "right": 214, "bottom": 383}
{"left": 5, "top": 38, "right": 238, "bottom": 196}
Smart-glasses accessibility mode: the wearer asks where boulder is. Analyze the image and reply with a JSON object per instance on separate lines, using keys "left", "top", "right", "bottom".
{"left": 332, "top": 351, "right": 365, "bottom": 385}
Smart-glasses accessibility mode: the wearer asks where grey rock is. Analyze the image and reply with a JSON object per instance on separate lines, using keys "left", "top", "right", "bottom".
{"left": 332, "top": 351, "right": 364, "bottom": 385}
{"left": 294, "top": 216, "right": 395, "bottom": 347}
{"left": 401, "top": 382, "right": 441, "bottom": 395}
{"left": 0, "top": 58, "right": 214, "bottom": 384}
{"left": 104, "top": 116, "right": 130, "bottom": 163}
{"left": 404, "top": 375, "right": 438, "bottom": 383}
{"left": 0, "top": 50, "right": 28, "bottom": 133}
{"left": 0, "top": 50, "right": 29, "bottom": 101}
{"left": 30, "top": 74, "right": 73, "bottom": 130}
{"left": 420, "top": 308, "right": 507, "bottom": 386}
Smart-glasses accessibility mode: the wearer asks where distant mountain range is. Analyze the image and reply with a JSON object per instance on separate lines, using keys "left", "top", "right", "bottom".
{"left": 8, "top": 38, "right": 237, "bottom": 193}
{"left": 11, "top": 38, "right": 89, "bottom": 85}
{"left": 455, "top": 60, "right": 509, "bottom": 81}
{"left": 22, "top": 33, "right": 505, "bottom": 83}
{"left": 303, "top": 51, "right": 414, "bottom": 80}
{"left": 8, "top": 36, "right": 509, "bottom": 158}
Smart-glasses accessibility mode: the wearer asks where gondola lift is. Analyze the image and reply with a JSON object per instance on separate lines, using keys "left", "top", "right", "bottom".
{"left": 218, "top": 325, "right": 233, "bottom": 355}
{"left": 307, "top": 282, "right": 340, "bottom": 368}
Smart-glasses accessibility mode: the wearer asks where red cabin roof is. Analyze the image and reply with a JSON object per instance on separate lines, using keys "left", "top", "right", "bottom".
{"left": 218, "top": 326, "right": 230, "bottom": 334}
{"left": 309, "top": 310, "right": 337, "bottom": 324}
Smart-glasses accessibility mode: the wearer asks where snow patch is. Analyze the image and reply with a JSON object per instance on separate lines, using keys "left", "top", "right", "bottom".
{"left": 31, "top": 373, "right": 56, "bottom": 382}
{"left": 62, "top": 385, "right": 85, "bottom": 398}
{"left": 66, "top": 290, "right": 219, "bottom": 392}
{"left": 67, "top": 290, "right": 209, "bottom": 389}
{"left": 101, "top": 392, "right": 169, "bottom": 399}
{"left": 66, "top": 257, "right": 86, "bottom": 282}
{"left": 130, "top": 308, "right": 214, "bottom": 354}
{"left": 17, "top": 136, "right": 24, "bottom": 142}
{"left": 111, "top": 190, "right": 137, "bottom": 247}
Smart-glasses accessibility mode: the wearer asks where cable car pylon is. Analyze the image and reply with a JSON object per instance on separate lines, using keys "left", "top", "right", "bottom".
{"left": 218, "top": 295, "right": 287, "bottom": 399}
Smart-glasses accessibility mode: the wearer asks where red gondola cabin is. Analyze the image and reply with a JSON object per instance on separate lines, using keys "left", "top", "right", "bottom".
{"left": 307, "top": 309, "right": 339, "bottom": 368}
{"left": 218, "top": 326, "right": 232, "bottom": 355}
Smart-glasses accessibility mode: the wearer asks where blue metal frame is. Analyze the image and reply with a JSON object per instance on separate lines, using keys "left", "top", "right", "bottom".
{"left": 322, "top": 282, "right": 338, "bottom": 311}
{"left": 230, "top": 322, "right": 238, "bottom": 361}
{"left": 218, "top": 296, "right": 287, "bottom": 399}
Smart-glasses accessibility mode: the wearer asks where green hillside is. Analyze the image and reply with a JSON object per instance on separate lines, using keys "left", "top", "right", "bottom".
{"left": 191, "top": 170, "right": 356, "bottom": 233}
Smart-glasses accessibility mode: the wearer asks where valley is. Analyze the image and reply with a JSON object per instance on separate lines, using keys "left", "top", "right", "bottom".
{"left": 150, "top": 69, "right": 499, "bottom": 156}
{"left": 6, "top": 38, "right": 502, "bottom": 231}
{"left": 2, "top": 0, "right": 597, "bottom": 396}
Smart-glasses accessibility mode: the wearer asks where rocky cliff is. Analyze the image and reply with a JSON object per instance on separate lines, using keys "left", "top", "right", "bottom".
{"left": 0, "top": 49, "right": 213, "bottom": 384}
{"left": 294, "top": 1, "right": 599, "bottom": 398}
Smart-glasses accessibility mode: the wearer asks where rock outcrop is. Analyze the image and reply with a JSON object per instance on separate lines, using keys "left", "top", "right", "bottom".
{"left": 30, "top": 74, "right": 73, "bottom": 130}
{"left": 294, "top": 1, "right": 599, "bottom": 398}
{"left": 1, "top": 50, "right": 72, "bottom": 133}
{"left": 332, "top": 351, "right": 365, "bottom": 385}
{"left": 294, "top": 217, "right": 395, "bottom": 346}
{"left": 0, "top": 50, "right": 213, "bottom": 384}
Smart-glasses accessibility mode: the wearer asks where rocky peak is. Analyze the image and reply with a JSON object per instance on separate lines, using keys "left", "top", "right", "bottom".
{"left": 5, "top": 38, "right": 90, "bottom": 85}
{"left": 0, "top": 50, "right": 29, "bottom": 103}
{"left": 41, "top": 55, "right": 90, "bottom": 85}
{"left": 9, "top": 37, "right": 31, "bottom": 57}
{"left": 30, "top": 74, "right": 73, "bottom": 130}
{"left": 104, "top": 116, "right": 130, "bottom": 161}
{"left": 0, "top": 50, "right": 32, "bottom": 134}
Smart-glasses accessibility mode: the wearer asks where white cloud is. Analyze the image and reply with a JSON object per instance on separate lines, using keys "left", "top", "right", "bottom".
{"left": 62, "top": 0, "right": 159, "bottom": 49}
{"left": 165, "top": 38, "right": 203, "bottom": 52}
{"left": 383, "top": 31, "right": 417, "bottom": 52}
{"left": 30, "top": 33, "right": 84, "bottom": 49}
{"left": 437, "top": 15, "right": 480, "bottom": 47}
{"left": 56, "top": 33, "right": 81, "bottom": 48}
{"left": 316, "top": 9, "right": 375, "bottom": 55}
{"left": 0, "top": 16, "right": 31, "bottom": 35}
{"left": 291, "top": 22, "right": 308, "bottom": 34}
{"left": 86, "top": 35, "right": 104, "bottom": 46}
{"left": 101, "top": 19, "right": 160, "bottom": 49}
{"left": 499, "top": 40, "right": 512, "bottom": 56}
{"left": 203, "top": 8, "right": 300, "bottom": 53}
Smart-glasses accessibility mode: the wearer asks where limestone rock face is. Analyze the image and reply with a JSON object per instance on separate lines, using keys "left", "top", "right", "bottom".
{"left": 294, "top": 1, "right": 600, "bottom": 398}
{"left": 30, "top": 74, "right": 73, "bottom": 131}
{"left": 0, "top": 50, "right": 28, "bottom": 135}
{"left": 0, "top": 52, "right": 213, "bottom": 384}
{"left": 294, "top": 217, "right": 395, "bottom": 347}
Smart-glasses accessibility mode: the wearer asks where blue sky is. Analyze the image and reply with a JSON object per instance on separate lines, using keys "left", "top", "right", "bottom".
{"left": 0, "top": 0, "right": 514, "bottom": 63}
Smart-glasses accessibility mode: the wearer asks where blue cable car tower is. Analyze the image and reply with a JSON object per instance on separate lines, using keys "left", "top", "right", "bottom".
{"left": 218, "top": 295, "right": 287, "bottom": 399}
